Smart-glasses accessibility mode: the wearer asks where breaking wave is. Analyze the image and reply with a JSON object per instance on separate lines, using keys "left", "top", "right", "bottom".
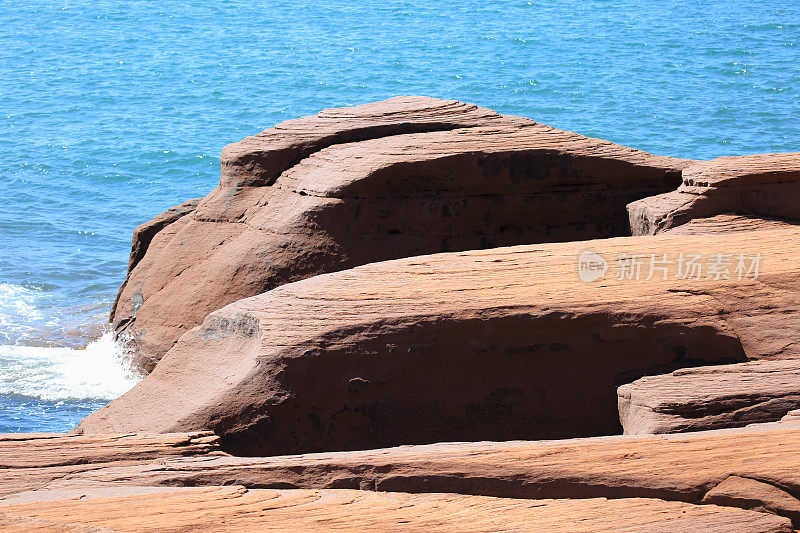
{"left": 0, "top": 332, "right": 140, "bottom": 401}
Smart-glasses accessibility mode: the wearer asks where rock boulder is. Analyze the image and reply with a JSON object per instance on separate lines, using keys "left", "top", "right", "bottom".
{"left": 113, "top": 96, "right": 689, "bottom": 370}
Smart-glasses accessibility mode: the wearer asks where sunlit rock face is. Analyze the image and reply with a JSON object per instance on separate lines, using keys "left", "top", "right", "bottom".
{"left": 110, "top": 96, "right": 688, "bottom": 371}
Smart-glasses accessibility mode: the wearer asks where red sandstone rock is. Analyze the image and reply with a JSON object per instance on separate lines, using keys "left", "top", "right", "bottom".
{"left": 4, "top": 427, "right": 800, "bottom": 531}
{"left": 0, "top": 432, "right": 220, "bottom": 498}
{"left": 618, "top": 359, "right": 800, "bottom": 435}
{"left": 2, "top": 486, "right": 790, "bottom": 532}
{"left": 113, "top": 96, "right": 688, "bottom": 370}
{"left": 702, "top": 475, "right": 800, "bottom": 527}
{"left": 8, "top": 99, "right": 800, "bottom": 532}
{"left": 660, "top": 214, "right": 796, "bottom": 235}
{"left": 77, "top": 228, "right": 800, "bottom": 455}
{"left": 55, "top": 424, "right": 800, "bottom": 505}
{"left": 781, "top": 409, "right": 800, "bottom": 423}
{"left": 627, "top": 153, "right": 800, "bottom": 235}
{"left": 620, "top": 158, "right": 800, "bottom": 436}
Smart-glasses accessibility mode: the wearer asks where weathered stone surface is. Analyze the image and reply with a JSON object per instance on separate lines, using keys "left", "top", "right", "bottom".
{"left": 0, "top": 432, "right": 221, "bottom": 498}
{"left": 780, "top": 409, "right": 800, "bottom": 423}
{"left": 77, "top": 227, "right": 800, "bottom": 455}
{"left": 2, "top": 486, "right": 790, "bottom": 533}
{"left": 622, "top": 160, "right": 800, "bottom": 439}
{"left": 661, "top": 214, "right": 797, "bottom": 235}
{"left": 113, "top": 96, "right": 689, "bottom": 370}
{"left": 53, "top": 424, "right": 800, "bottom": 507}
{"left": 618, "top": 359, "right": 800, "bottom": 435}
{"left": 4, "top": 426, "right": 800, "bottom": 531}
{"left": 219, "top": 96, "right": 506, "bottom": 189}
{"left": 703, "top": 475, "right": 800, "bottom": 527}
{"left": 628, "top": 153, "right": 800, "bottom": 236}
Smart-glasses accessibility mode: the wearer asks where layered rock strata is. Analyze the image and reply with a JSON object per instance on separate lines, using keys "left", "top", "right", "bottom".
{"left": 4, "top": 425, "right": 800, "bottom": 531}
{"left": 0, "top": 432, "right": 219, "bottom": 498}
{"left": 35, "top": 99, "right": 800, "bottom": 530}
{"left": 1, "top": 487, "right": 789, "bottom": 532}
{"left": 55, "top": 424, "right": 800, "bottom": 508}
{"left": 618, "top": 359, "right": 800, "bottom": 434}
{"left": 113, "top": 96, "right": 689, "bottom": 370}
{"left": 78, "top": 227, "right": 800, "bottom": 455}
{"left": 627, "top": 153, "right": 800, "bottom": 235}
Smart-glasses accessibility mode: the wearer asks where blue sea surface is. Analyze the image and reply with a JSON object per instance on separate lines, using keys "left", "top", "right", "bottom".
{"left": 0, "top": 0, "right": 798, "bottom": 432}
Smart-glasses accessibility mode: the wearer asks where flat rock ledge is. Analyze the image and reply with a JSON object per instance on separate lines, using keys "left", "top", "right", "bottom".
{"left": 627, "top": 153, "right": 800, "bottom": 235}
{"left": 619, "top": 359, "right": 800, "bottom": 434}
{"left": 1, "top": 489, "right": 788, "bottom": 532}
{"left": 3, "top": 426, "right": 800, "bottom": 531}
{"left": 0, "top": 432, "right": 220, "bottom": 499}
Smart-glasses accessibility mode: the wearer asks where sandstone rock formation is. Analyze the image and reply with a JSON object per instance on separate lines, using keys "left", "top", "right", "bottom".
{"left": 781, "top": 409, "right": 800, "bottom": 423}
{"left": 0, "top": 432, "right": 219, "bottom": 498}
{"left": 77, "top": 227, "right": 800, "bottom": 455}
{"left": 618, "top": 359, "right": 800, "bottom": 435}
{"left": 614, "top": 154, "right": 800, "bottom": 436}
{"left": 2, "top": 487, "right": 789, "bottom": 532}
{"left": 113, "top": 96, "right": 689, "bottom": 370}
{"left": 58, "top": 423, "right": 800, "bottom": 507}
{"left": 702, "top": 475, "right": 800, "bottom": 527}
{"left": 660, "top": 214, "right": 796, "bottom": 235}
{"left": 627, "top": 153, "right": 800, "bottom": 235}
{"left": 29, "top": 99, "right": 800, "bottom": 530}
{"left": 5, "top": 425, "right": 800, "bottom": 531}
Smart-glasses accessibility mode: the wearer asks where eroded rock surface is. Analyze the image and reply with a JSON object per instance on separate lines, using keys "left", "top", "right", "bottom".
{"left": 4, "top": 426, "right": 800, "bottom": 532}
{"left": 52, "top": 424, "right": 800, "bottom": 507}
{"left": 703, "top": 475, "right": 800, "bottom": 528}
{"left": 113, "top": 96, "right": 689, "bottom": 370}
{"left": 622, "top": 155, "right": 800, "bottom": 435}
{"left": 781, "top": 409, "right": 800, "bottom": 423}
{"left": 77, "top": 228, "right": 800, "bottom": 455}
{"left": 628, "top": 153, "right": 800, "bottom": 235}
{"left": 618, "top": 359, "right": 800, "bottom": 435}
{"left": 2, "top": 486, "right": 790, "bottom": 533}
{"left": 29, "top": 99, "right": 800, "bottom": 530}
{"left": 0, "top": 432, "right": 220, "bottom": 498}
{"left": 660, "top": 214, "right": 797, "bottom": 235}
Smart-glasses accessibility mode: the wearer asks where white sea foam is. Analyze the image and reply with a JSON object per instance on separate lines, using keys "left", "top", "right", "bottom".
{"left": 0, "top": 283, "right": 55, "bottom": 344}
{"left": 0, "top": 283, "right": 44, "bottom": 319}
{"left": 0, "top": 332, "right": 141, "bottom": 401}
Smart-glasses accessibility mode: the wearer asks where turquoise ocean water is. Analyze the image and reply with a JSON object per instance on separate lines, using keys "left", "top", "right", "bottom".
{"left": 1, "top": 1, "right": 798, "bottom": 432}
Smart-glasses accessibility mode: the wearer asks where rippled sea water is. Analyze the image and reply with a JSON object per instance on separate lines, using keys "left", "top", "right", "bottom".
{"left": 1, "top": 0, "right": 798, "bottom": 431}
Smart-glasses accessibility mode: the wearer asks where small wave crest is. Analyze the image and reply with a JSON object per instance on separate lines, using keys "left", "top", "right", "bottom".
{"left": 0, "top": 282, "right": 111, "bottom": 348}
{"left": 0, "top": 283, "right": 52, "bottom": 344}
{"left": 0, "top": 332, "right": 141, "bottom": 401}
